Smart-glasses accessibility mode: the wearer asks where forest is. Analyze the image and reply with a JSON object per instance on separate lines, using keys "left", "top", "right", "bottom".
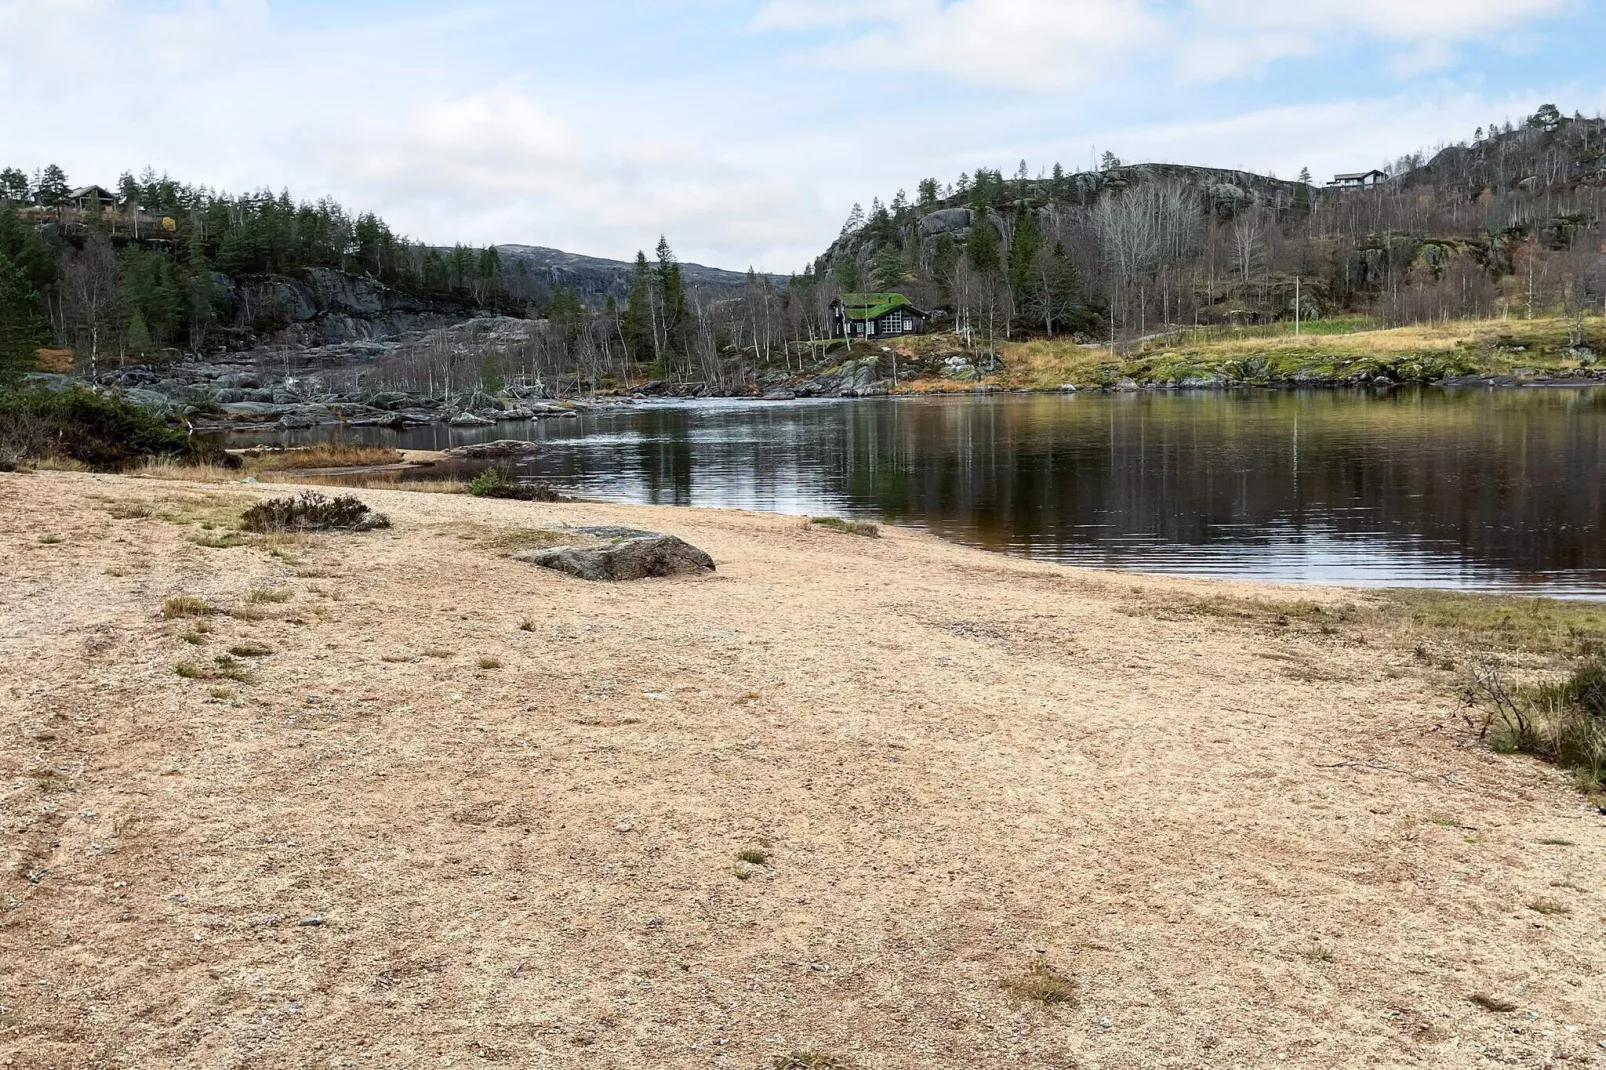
{"left": 2, "top": 104, "right": 1604, "bottom": 397}
{"left": 816, "top": 104, "right": 1606, "bottom": 361}
{"left": 0, "top": 166, "right": 513, "bottom": 383}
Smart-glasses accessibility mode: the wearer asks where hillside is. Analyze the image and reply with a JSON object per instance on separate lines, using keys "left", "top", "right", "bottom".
{"left": 814, "top": 108, "right": 1606, "bottom": 348}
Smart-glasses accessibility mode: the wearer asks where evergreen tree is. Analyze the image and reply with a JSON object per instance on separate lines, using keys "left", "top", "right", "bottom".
{"left": 871, "top": 244, "right": 910, "bottom": 290}
{"left": 0, "top": 168, "right": 28, "bottom": 203}
{"left": 1050, "top": 163, "right": 1066, "bottom": 201}
{"left": 1297, "top": 166, "right": 1313, "bottom": 185}
{"left": 1007, "top": 207, "right": 1040, "bottom": 304}
{"left": 967, "top": 214, "right": 1001, "bottom": 275}
{"left": 917, "top": 178, "right": 939, "bottom": 209}
{"left": 35, "top": 165, "right": 69, "bottom": 209}
{"left": 623, "top": 250, "right": 654, "bottom": 362}
{"left": 653, "top": 236, "right": 689, "bottom": 358}
{"left": 0, "top": 250, "right": 43, "bottom": 386}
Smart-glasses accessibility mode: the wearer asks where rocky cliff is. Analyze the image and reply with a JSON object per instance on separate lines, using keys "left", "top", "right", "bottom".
{"left": 217, "top": 267, "right": 482, "bottom": 349}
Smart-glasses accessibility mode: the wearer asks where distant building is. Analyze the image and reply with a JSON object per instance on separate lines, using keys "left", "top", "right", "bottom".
{"left": 67, "top": 185, "right": 119, "bottom": 211}
{"left": 831, "top": 293, "right": 927, "bottom": 339}
{"left": 1327, "top": 170, "right": 1387, "bottom": 189}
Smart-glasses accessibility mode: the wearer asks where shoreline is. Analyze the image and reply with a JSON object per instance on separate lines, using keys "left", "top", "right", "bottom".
{"left": 4, "top": 470, "right": 1605, "bottom": 1066}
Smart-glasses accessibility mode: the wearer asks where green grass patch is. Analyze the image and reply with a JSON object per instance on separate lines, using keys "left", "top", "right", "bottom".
{"left": 737, "top": 848, "right": 770, "bottom": 866}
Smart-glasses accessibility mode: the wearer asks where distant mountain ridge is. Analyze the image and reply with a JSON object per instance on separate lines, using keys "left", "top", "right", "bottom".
{"left": 494, "top": 244, "right": 786, "bottom": 304}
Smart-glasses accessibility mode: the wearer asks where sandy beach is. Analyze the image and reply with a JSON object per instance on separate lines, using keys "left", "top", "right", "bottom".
{"left": 2, "top": 470, "right": 1602, "bottom": 1068}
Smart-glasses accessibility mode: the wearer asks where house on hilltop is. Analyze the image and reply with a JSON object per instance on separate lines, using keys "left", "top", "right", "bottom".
{"left": 831, "top": 293, "right": 927, "bottom": 339}
{"left": 68, "top": 185, "right": 119, "bottom": 211}
{"left": 1328, "top": 170, "right": 1387, "bottom": 189}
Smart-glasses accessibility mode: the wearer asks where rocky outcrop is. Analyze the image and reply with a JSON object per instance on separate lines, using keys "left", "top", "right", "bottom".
{"left": 221, "top": 268, "right": 480, "bottom": 348}
{"left": 442, "top": 440, "right": 544, "bottom": 459}
{"left": 517, "top": 529, "right": 716, "bottom": 582}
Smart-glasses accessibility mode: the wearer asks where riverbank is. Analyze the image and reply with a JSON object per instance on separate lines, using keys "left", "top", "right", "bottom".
{"left": 4, "top": 471, "right": 1605, "bottom": 1067}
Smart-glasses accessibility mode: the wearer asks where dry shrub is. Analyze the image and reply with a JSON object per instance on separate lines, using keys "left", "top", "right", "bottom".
{"left": 240, "top": 491, "right": 389, "bottom": 534}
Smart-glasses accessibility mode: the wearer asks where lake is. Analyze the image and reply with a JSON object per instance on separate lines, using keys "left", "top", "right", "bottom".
{"left": 270, "top": 388, "right": 1606, "bottom": 597}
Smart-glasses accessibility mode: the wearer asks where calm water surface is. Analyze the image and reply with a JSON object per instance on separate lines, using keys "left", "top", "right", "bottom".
{"left": 282, "top": 389, "right": 1606, "bottom": 596}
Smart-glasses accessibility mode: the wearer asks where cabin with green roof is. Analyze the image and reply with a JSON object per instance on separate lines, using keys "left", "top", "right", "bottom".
{"left": 831, "top": 293, "right": 928, "bottom": 339}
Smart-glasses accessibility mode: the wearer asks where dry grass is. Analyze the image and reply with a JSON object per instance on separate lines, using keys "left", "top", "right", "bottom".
{"left": 246, "top": 588, "right": 293, "bottom": 604}
{"left": 242, "top": 444, "right": 401, "bottom": 471}
{"left": 260, "top": 472, "right": 469, "bottom": 494}
{"left": 807, "top": 516, "right": 880, "bottom": 539}
{"left": 771, "top": 1053, "right": 846, "bottom": 1070}
{"left": 477, "top": 656, "right": 503, "bottom": 670}
{"left": 161, "top": 595, "right": 213, "bottom": 619}
{"left": 135, "top": 458, "right": 240, "bottom": 483}
{"left": 1527, "top": 898, "right": 1571, "bottom": 916}
{"left": 992, "top": 314, "right": 1604, "bottom": 389}
{"left": 1000, "top": 960, "right": 1079, "bottom": 1006}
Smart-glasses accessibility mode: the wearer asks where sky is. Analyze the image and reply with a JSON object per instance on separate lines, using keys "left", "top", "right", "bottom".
{"left": 1, "top": 0, "right": 1603, "bottom": 273}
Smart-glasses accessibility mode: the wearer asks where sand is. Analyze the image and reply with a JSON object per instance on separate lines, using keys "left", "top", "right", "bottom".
{"left": 1, "top": 470, "right": 1602, "bottom": 1068}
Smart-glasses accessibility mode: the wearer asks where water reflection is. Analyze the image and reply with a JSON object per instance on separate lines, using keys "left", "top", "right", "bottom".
{"left": 291, "top": 389, "right": 1606, "bottom": 596}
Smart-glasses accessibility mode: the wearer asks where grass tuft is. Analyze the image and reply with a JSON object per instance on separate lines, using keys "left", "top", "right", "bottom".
{"left": 228, "top": 642, "right": 274, "bottom": 658}
{"left": 477, "top": 656, "right": 503, "bottom": 670}
{"left": 246, "top": 588, "right": 293, "bottom": 604}
{"left": 808, "top": 516, "right": 880, "bottom": 538}
{"left": 162, "top": 595, "right": 214, "bottom": 619}
{"left": 1300, "top": 942, "right": 1336, "bottom": 964}
{"left": 1527, "top": 898, "right": 1571, "bottom": 916}
{"left": 1000, "top": 959, "right": 1079, "bottom": 1006}
{"left": 772, "top": 1052, "right": 845, "bottom": 1070}
{"left": 737, "top": 848, "right": 770, "bottom": 866}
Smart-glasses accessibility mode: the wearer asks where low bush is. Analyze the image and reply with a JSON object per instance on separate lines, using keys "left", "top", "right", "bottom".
{"left": 468, "top": 466, "right": 570, "bottom": 502}
{"left": 240, "top": 491, "right": 389, "bottom": 533}
{"left": 1469, "top": 660, "right": 1606, "bottom": 792}
{"left": 0, "top": 387, "right": 225, "bottom": 471}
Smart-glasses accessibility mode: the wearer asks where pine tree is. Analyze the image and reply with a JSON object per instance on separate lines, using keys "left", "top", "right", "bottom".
{"left": 871, "top": 244, "right": 910, "bottom": 290}
{"left": 0, "top": 168, "right": 28, "bottom": 203}
{"left": 35, "top": 165, "right": 69, "bottom": 209}
{"left": 1297, "top": 166, "right": 1313, "bottom": 185}
{"left": 654, "top": 237, "right": 689, "bottom": 359}
{"left": 967, "top": 214, "right": 1001, "bottom": 275}
{"left": 623, "top": 251, "right": 653, "bottom": 362}
{"left": 0, "top": 250, "right": 43, "bottom": 386}
{"left": 1007, "top": 207, "right": 1040, "bottom": 304}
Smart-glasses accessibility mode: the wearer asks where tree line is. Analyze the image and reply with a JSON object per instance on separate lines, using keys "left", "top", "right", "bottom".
{"left": 0, "top": 164, "right": 514, "bottom": 383}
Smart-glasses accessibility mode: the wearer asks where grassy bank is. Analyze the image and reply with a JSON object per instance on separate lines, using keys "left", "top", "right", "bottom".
{"left": 881, "top": 315, "right": 1604, "bottom": 391}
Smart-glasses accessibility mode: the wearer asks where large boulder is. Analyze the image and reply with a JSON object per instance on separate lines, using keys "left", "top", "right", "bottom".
{"left": 517, "top": 531, "right": 715, "bottom": 582}
{"left": 919, "top": 207, "right": 972, "bottom": 236}
{"left": 448, "top": 411, "right": 495, "bottom": 427}
{"left": 443, "top": 440, "right": 543, "bottom": 459}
